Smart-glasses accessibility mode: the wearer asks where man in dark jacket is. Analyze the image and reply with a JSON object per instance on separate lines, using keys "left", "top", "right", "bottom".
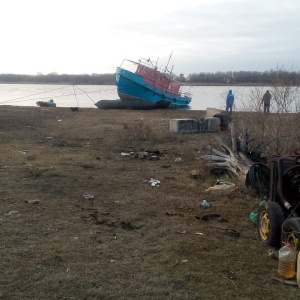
{"left": 262, "top": 90, "right": 271, "bottom": 114}
{"left": 226, "top": 89, "right": 234, "bottom": 115}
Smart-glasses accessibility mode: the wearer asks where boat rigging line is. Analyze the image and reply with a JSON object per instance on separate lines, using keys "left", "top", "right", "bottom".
{"left": 0, "top": 85, "right": 72, "bottom": 105}
{"left": 73, "top": 85, "right": 96, "bottom": 104}
{"left": 0, "top": 86, "right": 116, "bottom": 105}
{"left": 73, "top": 86, "right": 80, "bottom": 108}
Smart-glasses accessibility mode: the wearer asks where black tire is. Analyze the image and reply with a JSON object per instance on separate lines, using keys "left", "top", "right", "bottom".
{"left": 257, "top": 201, "right": 284, "bottom": 247}
{"left": 281, "top": 218, "right": 300, "bottom": 251}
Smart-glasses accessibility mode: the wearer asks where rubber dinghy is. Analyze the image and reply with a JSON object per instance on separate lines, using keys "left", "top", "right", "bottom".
{"left": 36, "top": 99, "right": 56, "bottom": 107}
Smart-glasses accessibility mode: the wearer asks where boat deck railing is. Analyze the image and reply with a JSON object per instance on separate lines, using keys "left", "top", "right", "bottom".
{"left": 120, "top": 59, "right": 192, "bottom": 98}
{"left": 120, "top": 59, "right": 171, "bottom": 77}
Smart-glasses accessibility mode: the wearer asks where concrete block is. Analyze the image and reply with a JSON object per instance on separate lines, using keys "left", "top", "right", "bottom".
{"left": 198, "top": 117, "right": 221, "bottom": 132}
{"left": 169, "top": 119, "right": 199, "bottom": 133}
{"left": 206, "top": 107, "right": 223, "bottom": 118}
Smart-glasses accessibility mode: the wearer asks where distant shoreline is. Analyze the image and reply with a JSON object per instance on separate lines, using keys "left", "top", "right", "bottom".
{"left": 0, "top": 82, "right": 270, "bottom": 87}
{"left": 1, "top": 69, "right": 298, "bottom": 86}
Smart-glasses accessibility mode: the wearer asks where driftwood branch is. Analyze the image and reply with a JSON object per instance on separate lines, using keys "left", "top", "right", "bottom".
{"left": 206, "top": 145, "right": 231, "bottom": 159}
{"left": 200, "top": 155, "right": 227, "bottom": 162}
{"left": 200, "top": 154, "right": 242, "bottom": 177}
{"left": 229, "top": 122, "right": 238, "bottom": 154}
{"left": 200, "top": 122, "right": 252, "bottom": 178}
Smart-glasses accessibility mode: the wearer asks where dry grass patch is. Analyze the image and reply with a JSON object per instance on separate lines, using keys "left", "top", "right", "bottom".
{"left": 0, "top": 106, "right": 299, "bottom": 299}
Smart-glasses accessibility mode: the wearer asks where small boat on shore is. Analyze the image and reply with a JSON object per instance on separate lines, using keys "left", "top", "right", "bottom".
{"left": 95, "top": 56, "right": 192, "bottom": 110}
{"left": 36, "top": 99, "right": 56, "bottom": 107}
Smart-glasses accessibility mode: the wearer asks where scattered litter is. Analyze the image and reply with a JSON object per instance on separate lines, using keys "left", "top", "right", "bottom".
{"left": 45, "top": 137, "right": 53, "bottom": 139}
{"left": 25, "top": 199, "right": 40, "bottom": 204}
{"left": 120, "top": 152, "right": 131, "bottom": 156}
{"left": 195, "top": 232, "right": 204, "bottom": 235}
{"left": 165, "top": 211, "right": 184, "bottom": 217}
{"left": 138, "top": 151, "right": 159, "bottom": 160}
{"left": 268, "top": 248, "right": 279, "bottom": 259}
{"left": 206, "top": 180, "right": 236, "bottom": 195}
{"left": 0, "top": 166, "right": 10, "bottom": 169}
{"left": 149, "top": 178, "right": 160, "bottom": 187}
{"left": 272, "top": 277, "right": 297, "bottom": 286}
{"left": 18, "top": 150, "right": 29, "bottom": 155}
{"left": 57, "top": 119, "right": 62, "bottom": 122}
{"left": 190, "top": 169, "right": 201, "bottom": 178}
{"left": 209, "top": 225, "right": 240, "bottom": 237}
{"left": 175, "top": 157, "right": 182, "bottom": 162}
{"left": 7, "top": 211, "right": 19, "bottom": 216}
{"left": 200, "top": 213, "right": 228, "bottom": 222}
{"left": 171, "top": 259, "right": 189, "bottom": 267}
{"left": 201, "top": 199, "right": 211, "bottom": 208}
{"left": 120, "top": 149, "right": 162, "bottom": 160}
{"left": 249, "top": 212, "right": 257, "bottom": 223}
{"left": 223, "top": 269, "right": 237, "bottom": 280}
{"left": 82, "top": 192, "right": 95, "bottom": 201}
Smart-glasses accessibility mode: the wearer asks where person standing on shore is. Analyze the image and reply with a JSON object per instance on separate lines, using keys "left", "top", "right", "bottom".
{"left": 226, "top": 89, "right": 234, "bottom": 115}
{"left": 261, "top": 90, "right": 271, "bottom": 114}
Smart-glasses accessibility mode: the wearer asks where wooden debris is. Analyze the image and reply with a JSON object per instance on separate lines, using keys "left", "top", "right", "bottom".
{"left": 190, "top": 169, "right": 201, "bottom": 178}
{"left": 200, "top": 123, "right": 252, "bottom": 178}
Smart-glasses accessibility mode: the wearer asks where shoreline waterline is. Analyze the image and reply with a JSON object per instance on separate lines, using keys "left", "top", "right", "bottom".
{"left": 0, "top": 84, "right": 272, "bottom": 111}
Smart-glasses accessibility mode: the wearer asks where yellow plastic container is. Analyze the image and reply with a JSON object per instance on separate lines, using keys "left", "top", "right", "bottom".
{"left": 278, "top": 244, "right": 297, "bottom": 279}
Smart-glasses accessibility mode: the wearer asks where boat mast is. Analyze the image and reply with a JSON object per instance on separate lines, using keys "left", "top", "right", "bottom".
{"left": 164, "top": 51, "right": 173, "bottom": 74}
{"left": 155, "top": 58, "right": 159, "bottom": 70}
{"left": 170, "top": 65, "right": 174, "bottom": 78}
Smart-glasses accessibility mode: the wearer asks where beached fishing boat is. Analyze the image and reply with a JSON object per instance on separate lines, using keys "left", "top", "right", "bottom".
{"left": 95, "top": 57, "right": 192, "bottom": 109}
{"left": 36, "top": 99, "right": 56, "bottom": 107}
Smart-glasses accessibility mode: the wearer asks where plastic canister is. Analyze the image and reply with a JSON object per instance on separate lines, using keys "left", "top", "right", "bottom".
{"left": 201, "top": 199, "right": 211, "bottom": 208}
{"left": 249, "top": 212, "right": 257, "bottom": 223}
{"left": 278, "top": 244, "right": 297, "bottom": 279}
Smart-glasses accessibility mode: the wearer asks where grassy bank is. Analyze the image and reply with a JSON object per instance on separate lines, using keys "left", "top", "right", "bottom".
{"left": 0, "top": 106, "right": 297, "bottom": 299}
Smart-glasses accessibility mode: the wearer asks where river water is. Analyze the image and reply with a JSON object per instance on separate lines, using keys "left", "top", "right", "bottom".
{"left": 0, "top": 84, "right": 266, "bottom": 111}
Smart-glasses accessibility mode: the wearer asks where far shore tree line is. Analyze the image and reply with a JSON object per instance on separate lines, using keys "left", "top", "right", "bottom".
{"left": 0, "top": 69, "right": 300, "bottom": 85}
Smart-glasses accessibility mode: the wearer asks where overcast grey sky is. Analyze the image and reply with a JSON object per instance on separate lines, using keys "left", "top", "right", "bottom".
{"left": 0, "top": 0, "right": 299, "bottom": 76}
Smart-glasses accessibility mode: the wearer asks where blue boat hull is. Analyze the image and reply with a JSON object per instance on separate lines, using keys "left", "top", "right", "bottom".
{"left": 116, "top": 67, "right": 191, "bottom": 108}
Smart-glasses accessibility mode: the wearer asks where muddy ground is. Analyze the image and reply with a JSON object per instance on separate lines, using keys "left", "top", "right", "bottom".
{"left": 0, "top": 106, "right": 298, "bottom": 299}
